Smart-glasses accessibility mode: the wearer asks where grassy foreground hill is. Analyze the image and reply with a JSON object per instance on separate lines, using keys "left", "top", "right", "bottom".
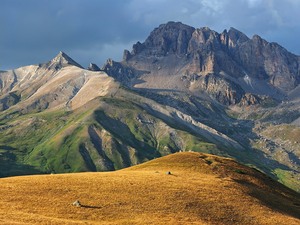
{"left": 0, "top": 152, "right": 299, "bottom": 225}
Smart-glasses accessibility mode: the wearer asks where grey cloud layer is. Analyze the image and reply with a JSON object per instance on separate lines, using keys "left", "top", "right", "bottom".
{"left": 1, "top": 0, "right": 299, "bottom": 69}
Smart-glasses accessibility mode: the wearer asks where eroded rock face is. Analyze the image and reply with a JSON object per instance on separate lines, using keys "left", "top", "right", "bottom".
{"left": 102, "top": 59, "right": 136, "bottom": 85}
{"left": 239, "top": 93, "right": 261, "bottom": 106}
{"left": 233, "top": 35, "right": 299, "bottom": 90}
{"left": 142, "top": 21, "right": 195, "bottom": 56}
{"left": 193, "top": 74, "right": 245, "bottom": 105}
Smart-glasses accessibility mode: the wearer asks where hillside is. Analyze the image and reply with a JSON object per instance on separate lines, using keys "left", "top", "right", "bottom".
{"left": 0, "top": 152, "right": 299, "bottom": 225}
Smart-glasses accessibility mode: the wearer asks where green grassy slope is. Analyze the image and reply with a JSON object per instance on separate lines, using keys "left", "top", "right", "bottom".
{"left": 0, "top": 89, "right": 221, "bottom": 177}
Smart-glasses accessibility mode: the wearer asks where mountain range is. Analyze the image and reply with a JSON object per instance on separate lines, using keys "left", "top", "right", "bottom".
{"left": 0, "top": 21, "right": 299, "bottom": 192}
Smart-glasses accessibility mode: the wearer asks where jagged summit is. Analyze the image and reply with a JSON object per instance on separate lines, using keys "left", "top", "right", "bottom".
{"left": 141, "top": 21, "right": 195, "bottom": 56}
{"left": 104, "top": 21, "right": 300, "bottom": 103}
{"left": 123, "top": 22, "right": 253, "bottom": 59}
{"left": 43, "top": 51, "right": 83, "bottom": 70}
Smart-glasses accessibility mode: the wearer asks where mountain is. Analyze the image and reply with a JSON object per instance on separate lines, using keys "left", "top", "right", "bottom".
{"left": 0, "top": 51, "right": 115, "bottom": 113}
{"left": 0, "top": 152, "right": 299, "bottom": 224}
{"left": 0, "top": 22, "right": 300, "bottom": 193}
{"left": 103, "top": 22, "right": 300, "bottom": 104}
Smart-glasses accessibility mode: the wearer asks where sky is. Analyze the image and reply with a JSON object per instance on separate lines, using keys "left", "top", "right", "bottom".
{"left": 1, "top": 0, "right": 300, "bottom": 70}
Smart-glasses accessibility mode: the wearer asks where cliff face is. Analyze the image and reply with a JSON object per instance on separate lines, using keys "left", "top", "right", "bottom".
{"left": 103, "top": 22, "right": 300, "bottom": 105}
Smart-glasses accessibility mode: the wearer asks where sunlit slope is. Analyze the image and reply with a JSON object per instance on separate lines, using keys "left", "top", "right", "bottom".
{"left": 0, "top": 152, "right": 299, "bottom": 225}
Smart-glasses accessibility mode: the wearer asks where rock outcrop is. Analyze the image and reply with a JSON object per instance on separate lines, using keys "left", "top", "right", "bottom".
{"left": 88, "top": 63, "right": 101, "bottom": 71}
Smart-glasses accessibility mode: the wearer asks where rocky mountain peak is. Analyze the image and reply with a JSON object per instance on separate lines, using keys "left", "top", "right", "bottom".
{"left": 106, "top": 22, "right": 300, "bottom": 104}
{"left": 138, "top": 21, "right": 195, "bottom": 56}
{"left": 44, "top": 51, "right": 83, "bottom": 70}
{"left": 146, "top": 21, "right": 195, "bottom": 40}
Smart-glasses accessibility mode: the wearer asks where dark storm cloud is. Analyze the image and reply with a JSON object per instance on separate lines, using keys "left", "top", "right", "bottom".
{"left": 0, "top": 0, "right": 150, "bottom": 69}
{"left": 1, "top": 0, "right": 300, "bottom": 70}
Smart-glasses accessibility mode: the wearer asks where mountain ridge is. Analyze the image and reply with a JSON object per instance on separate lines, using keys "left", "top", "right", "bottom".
{"left": 104, "top": 21, "right": 300, "bottom": 104}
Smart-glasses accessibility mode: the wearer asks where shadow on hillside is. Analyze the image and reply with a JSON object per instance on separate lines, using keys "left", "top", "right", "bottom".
{"left": 0, "top": 149, "right": 43, "bottom": 177}
{"left": 94, "top": 110, "right": 161, "bottom": 160}
{"left": 234, "top": 178, "right": 300, "bottom": 219}
{"left": 252, "top": 188, "right": 300, "bottom": 219}
{"left": 0, "top": 145, "right": 17, "bottom": 151}
{"left": 0, "top": 161, "right": 42, "bottom": 178}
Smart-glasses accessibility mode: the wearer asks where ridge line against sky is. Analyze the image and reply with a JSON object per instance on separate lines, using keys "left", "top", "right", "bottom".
{"left": 1, "top": 0, "right": 299, "bottom": 70}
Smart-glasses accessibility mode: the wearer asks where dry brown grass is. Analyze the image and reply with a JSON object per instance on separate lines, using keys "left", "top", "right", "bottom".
{"left": 0, "top": 152, "right": 299, "bottom": 224}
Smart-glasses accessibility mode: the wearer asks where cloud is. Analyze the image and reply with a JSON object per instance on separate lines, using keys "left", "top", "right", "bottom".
{"left": 0, "top": 0, "right": 299, "bottom": 70}
{"left": 0, "top": 0, "right": 140, "bottom": 69}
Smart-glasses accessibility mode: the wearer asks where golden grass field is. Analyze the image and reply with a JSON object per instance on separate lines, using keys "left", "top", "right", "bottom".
{"left": 0, "top": 152, "right": 299, "bottom": 224}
